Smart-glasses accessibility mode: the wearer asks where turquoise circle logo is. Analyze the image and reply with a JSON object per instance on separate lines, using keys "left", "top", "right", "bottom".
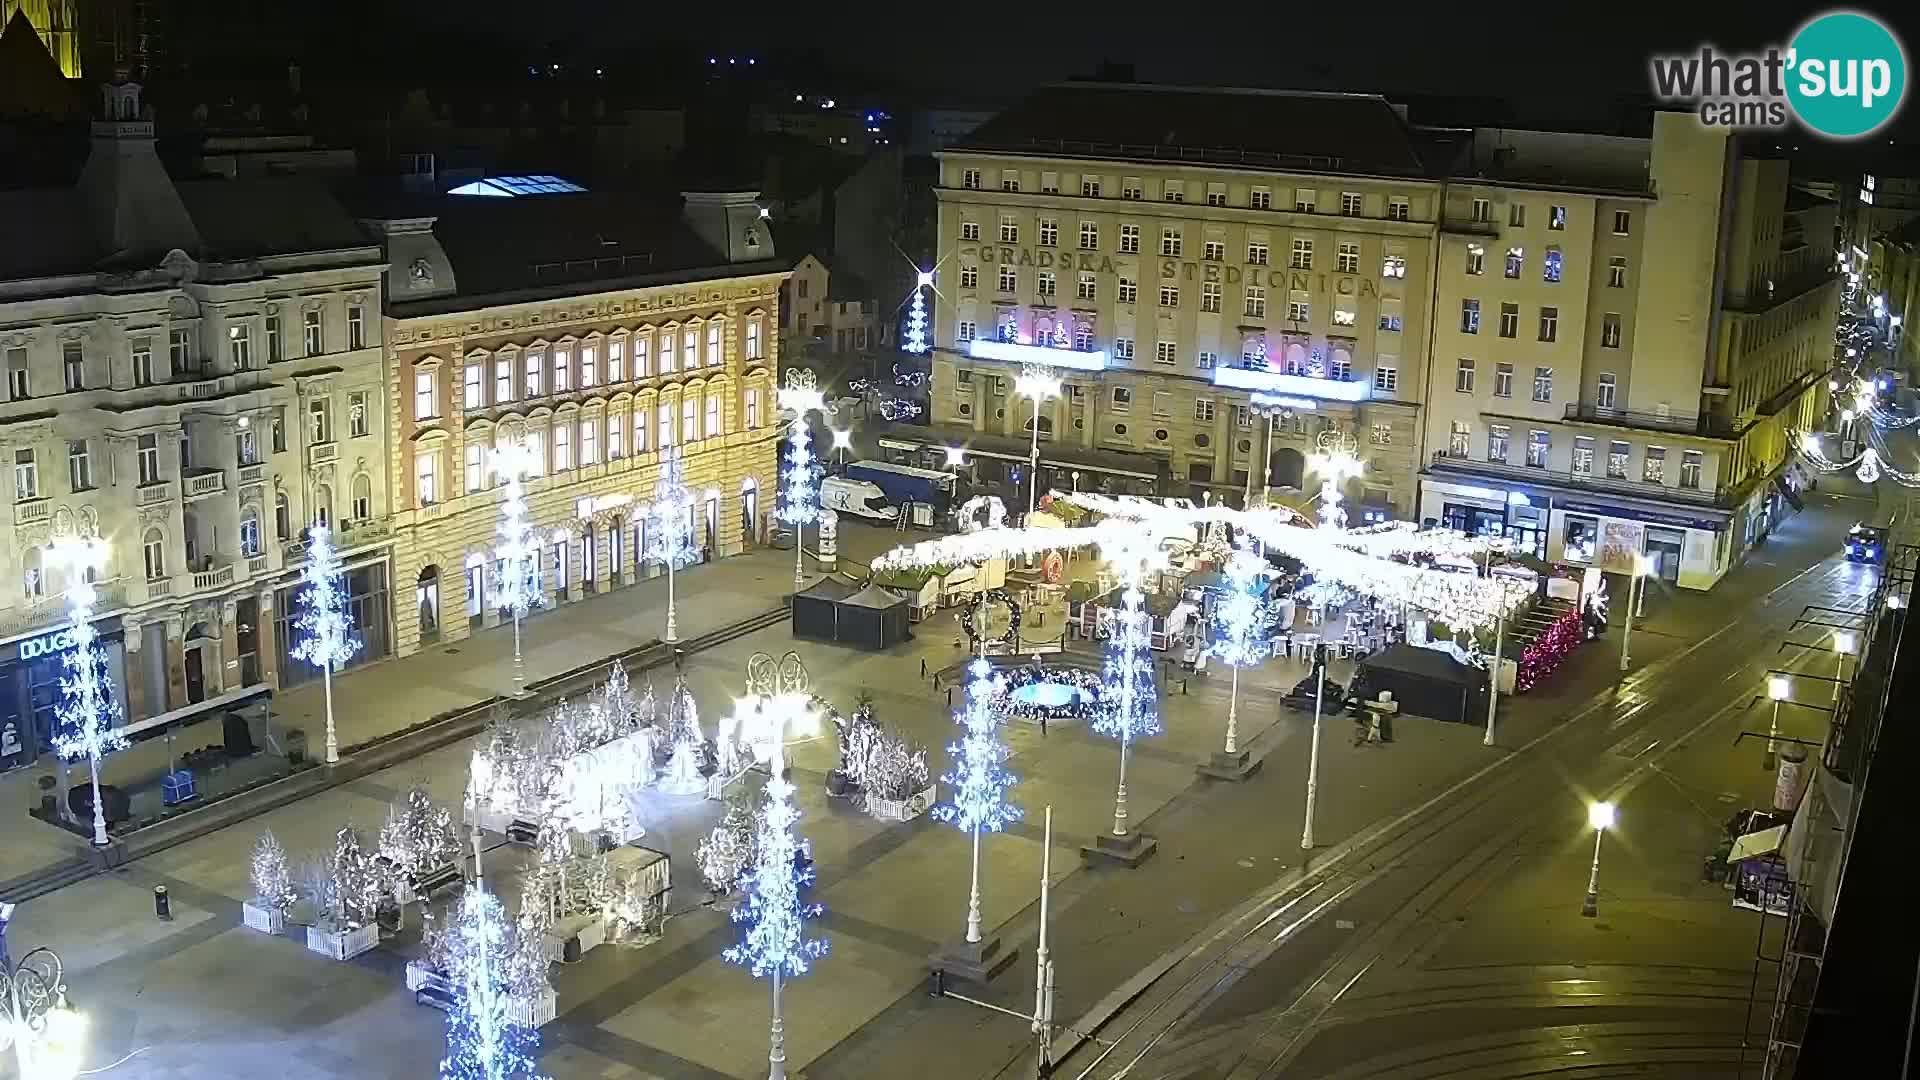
{"left": 1787, "top": 11, "right": 1907, "bottom": 138}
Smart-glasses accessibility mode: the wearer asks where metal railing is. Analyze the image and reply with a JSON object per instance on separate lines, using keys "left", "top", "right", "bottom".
{"left": 1563, "top": 401, "right": 1742, "bottom": 438}
{"left": 1428, "top": 451, "right": 1728, "bottom": 507}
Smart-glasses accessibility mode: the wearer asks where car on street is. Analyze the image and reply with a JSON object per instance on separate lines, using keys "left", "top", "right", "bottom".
{"left": 1845, "top": 524, "right": 1886, "bottom": 563}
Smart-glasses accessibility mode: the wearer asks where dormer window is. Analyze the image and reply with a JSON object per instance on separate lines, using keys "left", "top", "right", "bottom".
{"left": 745, "top": 226, "right": 760, "bottom": 248}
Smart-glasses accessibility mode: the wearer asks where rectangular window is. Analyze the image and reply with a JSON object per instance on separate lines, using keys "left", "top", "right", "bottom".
{"left": 1079, "top": 221, "right": 1099, "bottom": 249}
{"left": 1162, "top": 180, "right": 1184, "bottom": 203}
{"left": 1601, "top": 313, "right": 1622, "bottom": 349}
{"left": 1449, "top": 420, "right": 1471, "bottom": 457}
{"left": 1505, "top": 246, "right": 1524, "bottom": 278}
{"left": 1117, "top": 276, "right": 1138, "bottom": 304}
{"left": 354, "top": 393, "right": 374, "bottom": 438}
{"left": 961, "top": 221, "right": 980, "bottom": 241}
{"left": 1294, "top": 189, "right": 1316, "bottom": 213}
{"left": 1081, "top": 177, "right": 1101, "bottom": 197}
{"left": 1340, "top": 191, "right": 1362, "bottom": 216}
{"left": 67, "top": 440, "right": 90, "bottom": 491}
{"left": 1465, "top": 244, "right": 1485, "bottom": 275}
{"left": 465, "top": 444, "right": 485, "bottom": 492}
{"left": 1527, "top": 430, "right": 1550, "bottom": 468}
{"left": 1119, "top": 224, "right": 1140, "bottom": 253}
{"left": 1194, "top": 397, "right": 1215, "bottom": 422}
{"left": 1038, "top": 218, "right": 1058, "bottom": 247}
{"left": 1643, "top": 445, "right": 1666, "bottom": 483}
{"left": 1564, "top": 516, "right": 1599, "bottom": 562}
{"left": 1379, "top": 314, "right": 1403, "bottom": 332}
{"left": 962, "top": 168, "right": 981, "bottom": 190}
{"left": 1543, "top": 247, "right": 1563, "bottom": 283}
{"left": 1159, "top": 285, "right": 1179, "bottom": 308}
{"left": 6, "top": 352, "right": 28, "bottom": 400}
{"left": 271, "top": 411, "right": 286, "bottom": 454}
{"left": 999, "top": 216, "right": 1018, "bottom": 243}
{"left": 1234, "top": 405, "right": 1253, "bottom": 429}
{"left": 548, "top": 422, "right": 569, "bottom": 471}
{"left": 1113, "top": 338, "right": 1135, "bottom": 361}
{"left": 416, "top": 450, "right": 438, "bottom": 504}
{"left": 1206, "top": 184, "right": 1226, "bottom": 207}
{"left": 1597, "top": 372, "right": 1617, "bottom": 409}
{"left": 1248, "top": 242, "right": 1270, "bottom": 265}
{"left": 633, "top": 335, "right": 651, "bottom": 376}
{"left": 1074, "top": 326, "right": 1093, "bottom": 351}
{"left": 1332, "top": 307, "right": 1356, "bottom": 326}
{"left": 632, "top": 408, "right": 648, "bottom": 453}
{"left": 494, "top": 357, "right": 514, "bottom": 402}
{"left": 1382, "top": 253, "right": 1406, "bottom": 278}
{"left": 1251, "top": 187, "right": 1272, "bottom": 210}
{"left": 658, "top": 403, "right": 674, "bottom": 448}
{"left": 1608, "top": 256, "right": 1628, "bottom": 288}
{"left": 1499, "top": 303, "right": 1519, "bottom": 338}
{"left": 1487, "top": 424, "right": 1510, "bottom": 462}
{"left": 1154, "top": 340, "right": 1178, "bottom": 365}
{"left": 998, "top": 265, "right": 1017, "bottom": 292}
{"left": 956, "top": 320, "right": 977, "bottom": 343}
{"left": 681, "top": 329, "right": 696, "bottom": 372}
{"left": 1040, "top": 172, "right": 1059, "bottom": 194}
{"left": 1037, "top": 270, "right": 1056, "bottom": 298}
{"left": 1288, "top": 300, "right": 1310, "bottom": 322}
{"left": 1160, "top": 229, "right": 1182, "bottom": 257}
{"left": 1455, "top": 358, "right": 1476, "bottom": 393}
{"left": 464, "top": 362, "right": 484, "bottom": 409}
{"left": 1509, "top": 202, "right": 1527, "bottom": 227}
{"left": 303, "top": 309, "right": 323, "bottom": 354}
{"left": 1201, "top": 281, "right": 1221, "bottom": 312}
{"left": 1607, "top": 441, "right": 1630, "bottom": 479}
{"left": 138, "top": 434, "right": 160, "bottom": 484}
{"left": 1001, "top": 170, "right": 1019, "bottom": 192}
{"left": 1329, "top": 353, "right": 1351, "bottom": 380}
{"left": 1111, "top": 387, "right": 1132, "bottom": 411}
{"left": 1573, "top": 436, "right": 1595, "bottom": 475}
{"left": 608, "top": 412, "right": 625, "bottom": 458}
{"left": 1243, "top": 285, "right": 1265, "bottom": 317}
{"left": 607, "top": 339, "right": 624, "bottom": 382}
{"left": 1151, "top": 391, "right": 1171, "bottom": 418}
{"left": 236, "top": 430, "right": 258, "bottom": 466}
{"left": 1613, "top": 210, "right": 1631, "bottom": 235}
{"left": 12, "top": 449, "right": 37, "bottom": 501}
{"left": 1493, "top": 363, "right": 1514, "bottom": 398}
{"left": 580, "top": 418, "right": 598, "bottom": 465}
{"left": 1532, "top": 366, "right": 1553, "bottom": 402}
{"left": 1680, "top": 450, "right": 1703, "bottom": 489}
{"left": 1290, "top": 238, "right": 1313, "bottom": 269}
{"left": 525, "top": 350, "right": 544, "bottom": 396}
{"left": 309, "top": 398, "right": 332, "bottom": 442}
{"left": 348, "top": 305, "right": 366, "bottom": 350}
{"left": 960, "top": 265, "right": 979, "bottom": 289}
{"left": 1374, "top": 363, "right": 1398, "bottom": 393}
{"left": 1076, "top": 273, "right": 1097, "bottom": 301}
{"left": 414, "top": 369, "right": 437, "bottom": 420}
{"left": 1538, "top": 307, "right": 1559, "bottom": 342}
{"left": 1461, "top": 299, "right": 1481, "bottom": 334}
{"left": 1387, "top": 196, "right": 1409, "bottom": 221}
{"left": 582, "top": 342, "right": 600, "bottom": 385}
{"left": 62, "top": 341, "right": 84, "bottom": 390}
{"left": 132, "top": 337, "right": 156, "bottom": 386}
{"left": 265, "top": 316, "right": 282, "bottom": 363}
{"left": 682, "top": 397, "right": 699, "bottom": 441}
{"left": 1549, "top": 205, "right": 1567, "bottom": 230}
{"left": 223, "top": 325, "right": 250, "bottom": 371}
{"left": 1336, "top": 242, "right": 1359, "bottom": 273}
{"left": 706, "top": 395, "right": 721, "bottom": 437}
{"left": 1471, "top": 197, "right": 1491, "bottom": 222}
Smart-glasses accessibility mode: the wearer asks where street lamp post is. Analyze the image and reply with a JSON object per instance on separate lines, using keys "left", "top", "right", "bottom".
{"left": 1765, "top": 675, "right": 1790, "bottom": 771}
{"left": 1301, "top": 648, "right": 1325, "bottom": 850}
{"left": 1618, "top": 555, "right": 1651, "bottom": 672}
{"left": 1832, "top": 630, "right": 1856, "bottom": 703}
{"left": 46, "top": 535, "right": 121, "bottom": 848}
{"left": 777, "top": 370, "right": 832, "bottom": 589}
{"left": 1582, "top": 801, "right": 1616, "bottom": 917}
{"left": 1484, "top": 614, "right": 1504, "bottom": 747}
{"left": 0, "top": 936, "right": 85, "bottom": 1080}
{"left": 831, "top": 428, "right": 852, "bottom": 472}
{"left": 1015, "top": 365, "right": 1061, "bottom": 524}
{"left": 490, "top": 444, "right": 542, "bottom": 693}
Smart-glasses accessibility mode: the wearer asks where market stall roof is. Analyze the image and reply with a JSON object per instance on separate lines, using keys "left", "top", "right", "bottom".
{"left": 795, "top": 577, "right": 860, "bottom": 601}
{"left": 1728, "top": 825, "right": 1789, "bottom": 864}
{"left": 842, "top": 583, "right": 909, "bottom": 609}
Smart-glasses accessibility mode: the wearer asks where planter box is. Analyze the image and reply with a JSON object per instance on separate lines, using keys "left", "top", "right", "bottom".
{"left": 242, "top": 901, "right": 286, "bottom": 935}
{"left": 865, "top": 783, "right": 936, "bottom": 823}
{"left": 509, "top": 986, "right": 558, "bottom": 1029}
{"left": 548, "top": 912, "right": 607, "bottom": 962}
{"left": 405, "top": 959, "right": 447, "bottom": 993}
{"left": 391, "top": 879, "right": 418, "bottom": 906}
{"left": 305, "top": 922, "right": 379, "bottom": 961}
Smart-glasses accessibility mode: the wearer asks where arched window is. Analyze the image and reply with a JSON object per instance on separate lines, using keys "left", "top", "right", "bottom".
{"left": 351, "top": 473, "right": 373, "bottom": 521}
{"left": 143, "top": 528, "right": 166, "bottom": 580}
{"left": 239, "top": 507, "right": 262, "bottom": 557}
{"left": 20, "top": 546, "right": 43, "bottom": 600}
{"left": 274, "top": 491, "right": 291, "bottom": 541}
{"left": 313, "top": 484, "right": 332, "bottom": 528}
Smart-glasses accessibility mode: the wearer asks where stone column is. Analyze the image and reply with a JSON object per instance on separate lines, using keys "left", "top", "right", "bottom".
{"left": 257, "top": 589, "right": 281, "bottom": 689}
{"left": 217, "top": 599, "right": 239, "bottom": 697}
{"left": 164, "top": 616, "right": 187, "bottom": 707}
{"left": 121, "top": 621, "right": 147, "bottom": 722}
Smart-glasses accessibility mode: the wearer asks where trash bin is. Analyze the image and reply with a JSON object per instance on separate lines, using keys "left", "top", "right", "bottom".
{"left": 285, "top": 728, "right": 308, "bottom": 766}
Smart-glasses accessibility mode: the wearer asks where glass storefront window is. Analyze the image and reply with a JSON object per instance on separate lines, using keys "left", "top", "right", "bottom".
{"left": 1564, "top": 516, "right": 1599, "bottom": 562}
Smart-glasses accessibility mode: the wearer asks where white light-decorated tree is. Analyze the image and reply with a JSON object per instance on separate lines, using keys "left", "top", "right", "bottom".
{"left": 649, "top": 445, "right": 699, "bottom": 643}
{"left": 657, "top": 672, "right": 705, "bottom": 795}
{"left": 933, "top": 658, "right": 1021, "bottom": 947}
{"left": 290, "top": 525, "right": 360, "bottom": 764}
{"left": 440, "top": 888, "right": 545, "bottom": 1080}
{"left": 696, "top": 787, "right": 763, "bottom": 894}
{"left": 47, "top": 535, "right": 126, "bottom": 846}
{"left": 1208, "top": 547, "right": 1277, "bottom": 763}
{"left": 777, "top": 370, "right": 828, "bottom": 588}
{"left": 250, "top": 829, "right": 295, "bottom": 912}
{"left": 1095, "top": 583, "right": 1162, "bottom": 845}
{"left": 903, "top": 273, "right": 930, "bottom": 354}
{"left": 491, "top": 444, "right": 544, "bottom": 691}
{"left": 329, "top": 826, "right": 382, "bottom": 930}
{"left": 380, "top": 786, "right": 462, "bottom": 888}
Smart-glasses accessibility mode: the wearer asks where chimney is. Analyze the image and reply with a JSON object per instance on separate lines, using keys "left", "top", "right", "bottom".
{"left": 288, "top": 63, "right": 302, "bottom": 96}
{"left": 681, "top": 189, "right": 774, "bottom": 264}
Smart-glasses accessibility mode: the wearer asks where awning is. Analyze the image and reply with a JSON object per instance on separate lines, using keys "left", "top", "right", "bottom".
{"left": 1728, "top": 824, "right": 1789, "bottom": 864}
{"left": 117, "top": 683, "right": 273, "bottom": 744}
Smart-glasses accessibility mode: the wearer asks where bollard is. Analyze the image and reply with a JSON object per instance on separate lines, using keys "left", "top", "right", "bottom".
{"left": 929, "top": 968, "right": 946, "bottom": 997}
{"left": 946, "top": 688, "right": 953, "bottom": 708}
{"left": 921, "top": 658, "right": 928, "bottom": 679}
{"left": 154, "top": 884, "right": 171, "bottom": 920}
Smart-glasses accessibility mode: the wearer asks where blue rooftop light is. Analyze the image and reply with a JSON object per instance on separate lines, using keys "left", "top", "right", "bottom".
{"left": 448, "top": 175, "right": 588, "bottom": 198}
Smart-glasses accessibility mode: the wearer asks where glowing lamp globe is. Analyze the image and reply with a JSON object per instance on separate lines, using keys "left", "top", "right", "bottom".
{"left": 1587, "top": 801, "right": 1616, "bottom": 831}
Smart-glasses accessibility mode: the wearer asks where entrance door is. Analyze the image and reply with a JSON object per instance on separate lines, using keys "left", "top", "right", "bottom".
{"left": 466, "top": 562, "right": 484, "bottom": 627}
{"left": 184, "top": 648, "right": 205, "bottom": 704}
{"left": 1645, "top": 527, "right": 1685, "bottom": 584}
{"left": 742, "top": 481, "right": 760, "bottom": 549}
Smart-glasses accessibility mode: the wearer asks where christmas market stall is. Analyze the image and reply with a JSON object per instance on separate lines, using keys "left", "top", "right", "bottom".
{"left": 790, "top": 578, "right": 913, "bottom": 650}
{"left": 1349, "top": 643, "right": 1488, "bottom": 725}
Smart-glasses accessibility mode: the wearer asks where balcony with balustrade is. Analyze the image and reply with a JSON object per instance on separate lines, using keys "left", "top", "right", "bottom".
{"left": 1428, "top": 450, "right": 1729, "bottom": 509}
{"left": 1562, "top": 402, "right": 1745, "bottom": 440}
{"left": 182, "top": 468, "right": 228, "bottom": 501}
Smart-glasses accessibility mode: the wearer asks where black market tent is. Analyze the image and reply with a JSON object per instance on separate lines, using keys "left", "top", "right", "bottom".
{"left": 790, "top": 578, "right": 912, "bottom": 650}
{"left": 1351, "top": 643, "right": 1487, "bottom": 725}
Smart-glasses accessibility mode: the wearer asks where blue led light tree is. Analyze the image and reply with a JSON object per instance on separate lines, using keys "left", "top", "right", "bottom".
{"left": 491, "top": 444, "right": 544, "bottom": 691}
{"left": 1204, "top": 547, "right": 1276, "bottom": 779}
{"left": 903, "top": 271, "right": 931, "bottom": 355}
{"left": 440, "top": 888, "right": 544, "bottom": 1080}
{"left": 48, "top": 535, "right": 125, "bottom": 846}
{"left": 649, "top": 445, "right": 698, "bottom": 643}
{"left": 933, "top": 658, "right": 1021, "bottom": 949}
{"left": 776, "top": 370, "right": 829, "bottom": 588}
{"left": 291, "top": 524, "right": 360, "bottom": 764}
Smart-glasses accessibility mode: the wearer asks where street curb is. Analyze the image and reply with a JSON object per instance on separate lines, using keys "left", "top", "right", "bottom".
{"left": 0, "top": 604, "right": 789, "bottom": 904}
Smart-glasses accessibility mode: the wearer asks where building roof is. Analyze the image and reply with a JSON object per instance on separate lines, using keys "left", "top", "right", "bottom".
{"left": 174, "top": 177, "right": 375, "bottom": 259}
{"left": 0, "top": 9, "right": 69, "bottom": 119}
{"left": 0, "top": 187, "right": 95, "bottom": 277}
{"left": 950, "top": 83, "right": 1432, "bottom": 178}
{"left": 1785, "top": 186, "right": 1837, "bottom": 212}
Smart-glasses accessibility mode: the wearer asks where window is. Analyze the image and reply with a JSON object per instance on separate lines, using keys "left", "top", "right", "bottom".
{"left": 1374, "top": 363, "right": 1398, "bottom": 393}
{"left": 1340, "top": 191, "right": 1362, "bottom": 216}
{"left": 1680, "top": 450, "right": 1703, "bottom": 489}
{"left": 607, "top": 339, "right": 624, "bottom": 382}
{"left": 706, "top": 395, "right": 721, "bottom": 438}
{"left": 959, "top": 265, "right": 979, "bottom": 290}
{"left": 632, "top": 408, "right": 648, "bottom": 453}
{"left": 236, "top": 429, "right": 258, "bottom": 466}
{"left": 1329, "top": 353, "right": 1351, "bottom": 381}
{"left": 1201, "top": 281, "right": 1222, "bottom": 312}
{"left": 1461, "top": 299, "right": 1481, "bottom": 334}
{"left": 580, "top": 342, "right": 599, "bottom": 386}
{"left": 1643, "top": 446, "right": 1666, "bottom": 483}
{"left": 143, "top": 529, "right": 165, "bottom": 580}
{"left": 1288, "top": 300, "right": 1310, "bottom": 322}
{"left": 1159, "top": 285, "right": 1179, "bottom": 308}
{"left": 553, "top": 422, "right": 572, "bottom": 470}
{"left": 1597, "top": 372, "right": 1617, "bottom": 409}
{"left": 1001, "top": 170, "right": 1019, "bottom": 192}
{"left": 265, "top": 316, "right": 282, "bottom": 363}
{"left": 1196, "top": 240, "right": 1222, "bottom": 262}
{"left": 1455, "top": 358, "right": 1476, "bottom": 393}
{"left": 1294, "top": 189, "right": 1316, "bottom": 213}
{"left": 956, "top": 320, "right": 977, "bottom": 343}
{"left": 414, "top": 369, "right": 438, "bottom": 420}
{"left": 1487, "top": 424, "right": 1510, "bottom": 462}
{"left": 1160, "top": 229, "right": 1182, "bottom": 256}
{"left": 1248, "top": 242, "right": 1270, "bottom": 265}
{"left": 1040, "top": 173, "right": 1059, "bottom": 194}
{"left": 1151, "top": 391, "right": 1172, "bottom": 417}
{"left": 1074, "top": 325, "right": 1093, "bottom": 351}
{"left": 580, "top": 417, "right": 599, "bottom": 464}
{"left": 1194, "top": 397, "right": 1216, "bottom": 422}
{"left": 1119, "top": 224, "right": 1140, "bottom": 253}
{"left": 168, "top": 328, "right": 192, "bottom": 374}
{"left": 1252, "top": 187, "right": 1272, "bottom": 210}
{"left": 1388, "top": 196, "right": 1409, "bottom": 221}
{"left": 1505, "top": 247, "right": 1524, "bottom": 278}
{"left": 524, "top": 349, "right": 544, "bottom": 395}
{"left": 1601, "top": 314, "right": 1622, "bottom": 349}
{"left": 1542, "top": 248, "right": 1564, "bottom": 284}
{"left": 132, "top": 337, "right": 156, "bottom": 386}
{"left": 6, "top": 352, "right": 28, "bottom": 400}
{"left": 63, "top": 341, "right": 84, "bottom": 390}
{"left": 1122, "top": 178, "right": 1143, "bottom": 200}
{"left": 1082, "top": 177, "right": 1101, "bottom": 197}
{"left": 1471, "top": 198, "right": 1491, "bottom": 222}
{"left": 1613, "top": 210, "right": 1631, "bottom": 235}
{"left": 274, "top": 493, "right": 290, "bottom": 540}
{"left": 1154, "top": 340, "right": 1178, "bottom": 365}
{"left": 1573, "top": 436, "right": 1595, "bottom": 475}
{"left": 999, "top": 216, "right": 1018, "bottom": 243}
{"left": 1499, "top": 303, "right": 1519, "bottom": 338}
{"left": 240, "top": 509, "right": 261, "bottom": 557}
{"left": 1465, "top": 244, "right": 1485, "bottom": 275}
{"left": 1113, "top": 338, "right": 1134, "bottom": 361}
{"left": 1037, "top": 270, "right": 1056, "bottom": 298}
{"left": 416, "top": 450, "right": 438, "bottom": 504}
{"left": 609, "top": 411, "right": 626, "bottom": 458}
{"left": 998, "top": 265, "right": 1018, "bottom": 292}
{"left": 1608, "top": 257, "right": 1628, "bottom": 288}
{"left": 1162, "top": 180, "right": 1184, "bottom": 203}
{"left": 1548, "top": 205, "right": 1567, "bottom": 230}
{"left": 1234, "top": 405, "right": 1253, "bottom": 429}
{"left": 1527, "top": 430, "right": 1549, "bottom": 467}
{"left": 1538, "top": 307, "right": 1559, "bottom": 342}
{"left": 137, "top": 434, "right": 160, "bottom": 484}
{"left": 1038, "top": 218, "right": 1058, "bottom": 247}
{"left": 680, "top": 329, "right": 696, "bottom": 374}
{"left": 1290, "top": 238, "right": 1313, "bottom": 269}
{"left": 1206, "top": 185, "right": 1226, "bottom": 207}
{"left": 1493, "top": 363, "right": 1514, "bottom": 398}
{"left": 1607, "top": 441, "right": 1630, "bottom": 479}
{"left": 349, "top": 392, "right": 369, "bottom": 438}
{"left": 1379, "top": 314, "right": 1403, "bottom": 332}
{"left": 67, "top": 440, "right": 90, "bottom": 491}
{"left": 658, "top": 403, "right": 674, "bottom": 448}
{"left": 464, "top": 362, "right": 484, "bottom": 409}
{"left": 1332, "top": 307, "right": 1356, "bottom": 327}
{"left": 1117, "top": 276, "right": 1138, "bottom": 304}
{"left": 1564, "top": 516, "right": 1598, "bottom": 561}
{"left": 309, "top": 397, "right": 332, "bottom": 442}
{"left": 1336, "top": 243, "right": 1359, "bottom": 273}
{"left": 495, "top": 357, "right": 514, "bottom": 403}
{"left": 1243, "top": 285, "right": 1265, "bottom": 317}
{"left": 1382, "top": 253, "right": 1406, "bottom": 278}
{"left": 1069, "top": 271, "right": 1095, "bottom": 302}
{"left": 348, "top": 305, "right": 366, "bottom": 350}
{"left": 961, "top": 221, "right": 980, "bottom": 241}
{"left": 1449, "top": 420, "right": 1471, "bottom": 456}
{"left": 1532, "top": 366, "right": 1553, "bottom": 402}
{"left": 303, "top": 309, "right": 323, "bottom": 354}
{"left": 962, "top": 168, "right": 981, "bottom": 190}
{"left": 466, "top": 444, "right": 485, "bottom": 492}
{"left": 1111, "top": 387, "right": 1133, "bottom": 411}
{"left": 681, "top": 397, "right": 698, "bottom": 442}
{"left": 1079, "top": 221, "right": 1099, "bottom": 249}
{"left": 1508, "top": 202, "right": 1527, "bottom": 227}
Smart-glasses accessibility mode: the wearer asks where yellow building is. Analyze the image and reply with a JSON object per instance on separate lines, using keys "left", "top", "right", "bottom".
{"left": 357, "top": 182, "right": 786, "bottom": 658}
{"left": 1, "top": 0, "right": 80, "bottom": 77}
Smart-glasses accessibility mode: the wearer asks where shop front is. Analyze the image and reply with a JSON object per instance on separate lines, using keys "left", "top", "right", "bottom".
{"left": 0, "top": 616, "right": 129, "bottom": 771}
{"left": 273, "top": 559, "right": 393, "bottom": 690}
{"left": 1546, "top": 498, "right": 1732, "bottom": 591}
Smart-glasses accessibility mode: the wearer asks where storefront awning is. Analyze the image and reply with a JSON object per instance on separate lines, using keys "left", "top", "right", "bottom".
{"left": 118, "top": 683, "right": 272, "bottom": 745}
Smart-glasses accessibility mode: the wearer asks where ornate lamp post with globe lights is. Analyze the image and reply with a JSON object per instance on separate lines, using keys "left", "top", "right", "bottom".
{"left": 47, "top": 534, "right": 123, "bottom": 847}
{"left": 649, "top": 445, "right": 698, "bottom": 643}
{"left": 1244, "top": 393, "right": 1295, "bottom": 508}
{"left": 1299, "top": 429, "right": 1361, "bottom": 850}
{"left": 1202, "top": 546, "right": 1275, "bottom": 780}
{"left": 490, "top": 443, "right": 544, "bottom": 692}
{"left": 1085, "top": 530, "right": 1164, "bottom": 866}
{"left": 1014, "top": 365, "right": 1061, "bottom": 523}
{"left": 777, "top": 370, "right": 833, "bottom": 588}
{"left": 0, "top": 934, "right": 87, "bottom": 1080}
{"left": 931, "top": 658, "right": 1021, "bottom": 980}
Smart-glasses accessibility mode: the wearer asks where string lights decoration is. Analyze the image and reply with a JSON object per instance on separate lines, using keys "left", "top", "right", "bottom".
{"left": 657, "top": 672, "right": 706, "bottom": 796}
{"left": 960, "top": 588, "right": 1022, "bottom": 653}
{"left": 1093, "top": 583, "right": 1162, "bottom": 856}
{"left": 291, "top": 525, "right": 360, "bottom": 765}
{"left": 696, "top": 788, "right": 763, "bottom": 895}
{"left": 1309, "top": 429, "right": 1364, "bottom": 529}
{"left": 649, "top": 445, "right": 699, "bottom": 643}
{"left": 250, "top": 829, "right": 296, "bottom": 914}
{"left": 1205, "top": 547, "right": 1276, "bottom": 775}
{"left": 47, "top": 534, "right": 124, "bottom": 847}
{"left": 1516, "top": 606, "right": 1583, "bottom": 693}
{"left": 933, "top": 659, "right": 1022, "bottom": 951}
{"left": 903, "top": 270, "right": 932, "bottom": 354}
{"left": 380, "top": 786, "right": 462, "bottom": 890}
{"left": 992, "top": 664, "right": 1106, "bottom": 724}
{"left": 777, "top": 369, "right": 831, "bottom": 588}
{"left": 491, "top": 443, "right": 544, "bottom": 691}
{"left": 440, "top": 888, "right": 545, "bottom": 1080}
